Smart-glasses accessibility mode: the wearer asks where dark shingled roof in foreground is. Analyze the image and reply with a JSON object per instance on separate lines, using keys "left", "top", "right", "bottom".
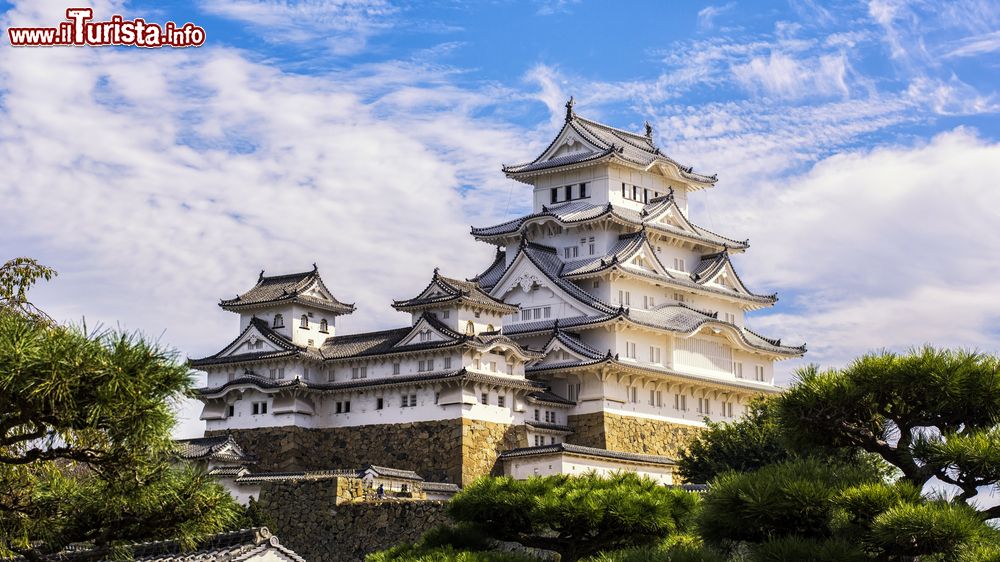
{"left": 220, "top": 265, "right": 355, "bottom": 314}
{"left": 499, "top": 442, "right": 675, "bottom": 466}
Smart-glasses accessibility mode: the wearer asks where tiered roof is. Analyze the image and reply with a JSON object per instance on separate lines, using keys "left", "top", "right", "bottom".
{"left": 319, "top": 312, "right": 540, "bottom": 362}
{"left": 175, "top": 434, "right": 256, "bottom": 465}
{"left": 189, "top": 317, "right": 318, "bottom": 367}
{"left": 471, "top": 195, "right": 747, "bottom": 251}
{"left": 198, "top": 368, "right": 548, "bottom": 399}
{"left": 502, "top": 98, "right": 717, "bottom": 188}
{"left": 393, "top": 268, "right": 518, "bottom": 314}
{"left": 219, "top": 265, "right": 355, "bottom": 314}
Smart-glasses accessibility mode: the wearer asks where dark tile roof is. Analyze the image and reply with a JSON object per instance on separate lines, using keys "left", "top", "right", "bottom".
{"left": 219, "top": 265, "right": 355, "bottom": 314}
{"left": 175, "top": 434, "right": 255, "bottom": 464}
{"left": 393, "top": 268, "right": 517, "bottom": 313}
{"left": 471, "top": 198, "right": 746, "bottom": 251}
{"left": 525, "top": 420, "right": 574, "bottom": 433}
{"left": 422, "top": 481, "right": 461, "bottom": 493}
{"left": 527, "top": 390, "right": 577, "bottom": 407}
{"left": 319, "top": 313, "right": 540, "bottom": 362}
{"left": 502, "top": 111, "right": 717, "bottom": 186}
{"left": 24, "top": 528, "right": 304, "bottom": 562}
{"left": 470, "top": 247, "right": 508, "bottom": 291}
{"left": 198, "top": 368, "right": 548, "bottom": 398}
{"left": 364, "top": 465, "right": 423, "bottom": 481}
{"left": 189, "top": 317, "right": 306, "bottom": 367}
{"left": 541, "top": 328, "right": 607, "bottom": 361}
{"left": 498, "top": 442, "right": 675, "bottom": 466}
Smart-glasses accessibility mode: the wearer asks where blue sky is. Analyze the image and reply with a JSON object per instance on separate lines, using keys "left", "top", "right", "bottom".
{"left": 2, "top": 0, "right": 1000, "bottom": 437}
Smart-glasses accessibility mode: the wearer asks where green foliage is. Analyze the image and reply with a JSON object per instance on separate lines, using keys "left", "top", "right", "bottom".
{"left": 446, "top": 473, "right": 700, "bottom": 562}
{"left": 585, "top": 534, "right": 726, "bottom": 562}
{"left": 869, "top": 501, "right": 989, "bottom": 558}
{"left": 0, "top": 258, "right": 56, "bottom": 320}
{"left": 777, "top": 348, "right": 1000, "bottom": 518}
{"left": 749, "top": 537, "right": 868, "bottom": 562}
{"left": 699, "top": 458, "right": 878, "bottom": 545}
{"left": 676, "top": 397, "right": 791, "bottom": 483}
{"left": 0, "top": 262, "right": 243, "bottom": 559}
{"left": 367, "top": 544, "right": 537, "bottom": 562}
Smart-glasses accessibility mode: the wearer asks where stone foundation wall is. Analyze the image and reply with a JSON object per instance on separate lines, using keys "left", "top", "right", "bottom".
{"left": 258, "top": 479, "right": 448, "bottom": 562}
{"left": 461, "top": 419, "right": 526, "bottom": 484}
{"left": 212, "top": 417, "right": 518, "bottom": 485}
{"left": 568, "top": 412, "right": 701, "bottom": 458}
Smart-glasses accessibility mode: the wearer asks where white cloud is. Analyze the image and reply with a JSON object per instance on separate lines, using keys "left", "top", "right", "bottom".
{"left": 199, "top": 0, "right": 397, "bottom": 53}
{"left": 732, "top": 51, "right": 850, "bottom": 99}
{"left": 722, "top": 128, "right": 1000, "bottom": 379}
{"left": 697, "top": 3, "right": 734, "bottom": 31}
{"left": 944, "top": 30, "right": 1000, "bottom": 58}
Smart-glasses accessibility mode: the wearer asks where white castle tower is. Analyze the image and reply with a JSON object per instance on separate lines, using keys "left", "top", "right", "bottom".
{"left": 469, "top": 98, "right": 804, "bottom": 467}
{"left": 188, "top": 100, "right": 804, "bottom": 488}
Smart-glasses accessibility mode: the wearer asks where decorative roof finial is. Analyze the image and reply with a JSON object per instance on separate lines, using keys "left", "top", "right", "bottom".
{"left": 644, "top": 120, "right": 653, "bottom": 139}
{"left": 565, "top": 96, "right": 575, "bottom": 122}
{"left": 312, "top": 263, "right": 318, "bottom": 272}
{"left": 258, "top": 269, "right": 265, "bottom": 282}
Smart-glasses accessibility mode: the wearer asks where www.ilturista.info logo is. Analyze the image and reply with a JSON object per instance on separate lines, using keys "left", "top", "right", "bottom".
{"left": 7, "top": 8, "right": 205, "bottom": 48}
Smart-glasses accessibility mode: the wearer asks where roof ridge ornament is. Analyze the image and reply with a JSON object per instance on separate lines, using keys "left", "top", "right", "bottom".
{"left": 312, "top": 263, "right": 318, "bottom": 272}
{"left": 644, "top": 120, "right": 653, "bottom": 139}
{"left": 258, "top": 269, "right": 265, "bottom": 282}
{"left": 565, "top": 96, "right": 575, "bottom": 122}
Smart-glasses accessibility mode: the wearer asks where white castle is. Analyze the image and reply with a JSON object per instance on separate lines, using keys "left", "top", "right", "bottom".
{"left": 190, "top": 99, "right": 805, "bottom": 489}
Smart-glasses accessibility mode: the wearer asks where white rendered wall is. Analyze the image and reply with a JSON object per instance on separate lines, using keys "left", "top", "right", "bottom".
{"left": 502, "top": 453, "right": 673, "bottom": 485}
{"left": 531, "top": 167, "right": 610, "bottom": 212}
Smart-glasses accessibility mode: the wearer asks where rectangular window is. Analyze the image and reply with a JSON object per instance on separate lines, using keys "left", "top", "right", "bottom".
{"left": 588, "top": 236, "right": 595, "bottom": 255}
{"left": 428, "top": 358, "right": 435, "bottom": 371}
{"left": 592, "top": 280, "right": 599, "bottom": 288}
{"left": 269, "top": 368, "right": 276, "bottom": 380}
{"left": 564, "top": 184, "right": 572, "bottom": 201}
{"left": 376, "top": 398, "right": 384, "bottom": 410}
{"left": 626, "top": 342, "right": 637, "bottom": 359}
{"left": 673, "top": 292, "right": 686, "bottom": 303}
{"left": 545, "top": 411, "right": 556, "bottom": 423}
{"left": 632, "top": 185, "right": 639, "bottom": 200}
{"left": 550, "top": 187, "right": 558, "bottom": 204}
{"left": 474, "top": 358, "right": 481, "bottom": 369}
{"left": 498, "top": 396, "right": 506, "bottom": 408}
{"left": 444, "top": 357, "right": 452, "bottom": 369}
{"left": 674, "top": 394, "right": 687, "bottom": 411}
{"left": 727, "top": 402, "right": 733, "bottom": 417}
{"left": 618, "top": 290, "right": 624, "bottom": 304}
{"left": 622, "top": 182, "right": 628, "bottom": 198}
{"left": 564, "top": 247, "right": 571, "bottom": 259}
{"left": 568, "top": 383, "right": 581, "bottom": 402}
{"left": 579, "top": 182, "right": 588, "bottom": 198}
{"left": 393, "top": 362, "right": 400, "bottom": 375}
{"left": 336, "top": 402, "right": 343, "bottom": 414}
{"left": 649, "top": 346, "right": 661, "bottom": 364}
{"left": 227, "top": 404, "right": 234, "bottom": 417}
{"left": 535, "top": 435, "right": 544, "bottom": 446}
{"left": 443, "top": 310, "right": 450, "bottom": 319}
{"left": 733, "top": 362, "right": 744, "bottom": 378}
{"left": 673, "top": 258, "right": 686, "bottom": 272}
{"left": 534, "top": 409, "right": 540, "bottom": 421}
{"left": 418, "top": 360, "right": 425, "bottom": 372}
{"left": 656, "top": 390, "right": 663, "bottom": 407}
{"left": 481, "top": 393, "right": 488, "bottom": 405}
{"left": 344, "top": 400, "right": 351, "bottom": 413}
{"left": 521, "top": 310, "right": 531, "bottom": 321}
{"left": 401, "top": 395, "right": 408, "bottom": 408}
{"left": 625, "top": 292, "right": 631, "bottom": 306}
{"left": 755, "top": 365, "right": 765, "bottom": 381}
{"left": 327, "top": 370, "right": 335, "bottom": 382}
{"left": 533, "top": 308, "right": 541, "bottom": 320}
{"left": 629, "top": 387, "right": 638, "bottom": 403}
{"left": 489, "top": 361, "right": 497, "bottom": 372}
{"left": 649, "top": 389, "right": 656, "bottom": 406}
{"left": 507, "top": 364, "right": 514, "bottom": 375}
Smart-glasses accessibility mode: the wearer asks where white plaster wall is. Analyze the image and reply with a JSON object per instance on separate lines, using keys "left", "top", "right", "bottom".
{"left": 531, "top": 166, "right": 609, "bottom": 211}
{"left": 502, "top": 453, "right": 673, "bottom": 485}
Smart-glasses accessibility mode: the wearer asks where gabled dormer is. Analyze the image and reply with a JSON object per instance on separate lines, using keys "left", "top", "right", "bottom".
{"left": 502, "top": 98, "right": 717, "bottom": 214}
{"left": 219, "top": 265, "right": 355, "bottom": 347}
{"left": 393, "top": 269, "right": 518, "bottom": 335}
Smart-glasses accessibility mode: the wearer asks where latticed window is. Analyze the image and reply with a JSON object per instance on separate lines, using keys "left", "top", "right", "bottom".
{"left": 300, "top": 315, "right": 309, "bottom": 328}
{"left": 319, "top": 318, "right": 328, "bottom": 333}
{"left": 273, "top": 314, "right": 284, "bottom": 328}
